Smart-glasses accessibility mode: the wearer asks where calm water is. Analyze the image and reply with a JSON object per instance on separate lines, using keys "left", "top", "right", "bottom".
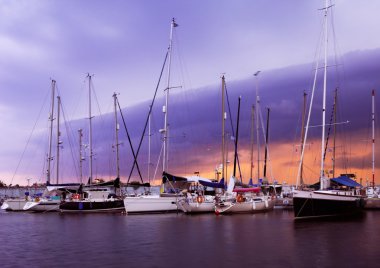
{"left": 0, "top": 209, "right": 379, "bottom": 268}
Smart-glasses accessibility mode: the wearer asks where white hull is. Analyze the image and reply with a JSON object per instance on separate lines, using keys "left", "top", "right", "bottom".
{"left": 215, "top": 197, "right": 275, "bottom": 214}
{"left": 123, "top": 195, "right": 179, "bottom": 213}
{"left": 177, "top": 196, "right": 215, "bottom": 213}
{"left": 23, "top": 200, "right": 60, "bottom": 212}
{"left": 1, "top": 199, "right": 29, "bottom": 211}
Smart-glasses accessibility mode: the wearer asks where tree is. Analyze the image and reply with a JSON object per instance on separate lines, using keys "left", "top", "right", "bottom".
{"left": 0, "top": 180, "right": 6, "bottom": 188}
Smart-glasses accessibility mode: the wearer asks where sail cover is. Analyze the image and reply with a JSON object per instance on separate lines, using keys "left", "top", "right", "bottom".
{"left": 199, "top": 178, "right": 225, "bottom": 189}
{"left": 331, "top": 176, "right": 362, "bottom": 187}
{"left": 162, "top": 172, "right": 188, "bottom": 183}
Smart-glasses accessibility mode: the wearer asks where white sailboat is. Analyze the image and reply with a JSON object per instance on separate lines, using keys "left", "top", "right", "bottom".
{"left": 214, "top": 96, "right": 275, "bottom": 214}
{"left": 24, "top": 83, "right": 81, "bottom": 212}
{"left": 176, "top": 76, "right": 231, "bottom": 214}
{"left": 293, "top": 1, "right": 364, "bottom": 219}
{"left": 2, "top": 80, "right": 78, "bottom": 212}
{"left": 1, "top": 195, "right": 30, "bottom": 211}
{"left": 214, "top": 175, "right": 274, "bottom": 214}
{"left": 123, "top": 19, "right": 182, "bottom": 214}
{"left": 176, "top": 175, "right": 224, "bottom": 213}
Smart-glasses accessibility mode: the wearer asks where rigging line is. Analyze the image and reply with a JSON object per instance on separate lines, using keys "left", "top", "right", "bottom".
{"left": 60, "top": 100, "right": 80, "bottom": 179}
{"left": 258, "top": 105, "right": 274, "bottom": 181}
{"left": 296, "top": 15, "right": 326, "bottom": 187}
{"left": 91, "top": 79, "right": 112, "bottom": 149}
{"left": 7, "top": 87, "right": 50, "bottom": 190}
{"left": 153, "top": 142, "right": 164, "bottom": 187}
{"left": 127, "top": 51, "right": 169, "bottom": 181}
{"left": 55, "top": 86, "right": 80, "bottom": 179}
{"left": 224, "top": 82, "right": 243, "bottom": 181}
{"left": 116, "top": 99, "right": 144, "bottom": 183}
{"left": 323, "top": 95, "right": 336, "bottom": 162}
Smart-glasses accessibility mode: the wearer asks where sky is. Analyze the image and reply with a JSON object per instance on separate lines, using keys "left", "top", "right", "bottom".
{"left": 1, "top": 0, "right": 380, "bottom": 186}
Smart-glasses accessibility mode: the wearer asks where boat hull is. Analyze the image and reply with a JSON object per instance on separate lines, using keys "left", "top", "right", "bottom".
{"left": 215, "top": 198, "right": 275, "bottom": 214}
{"left": 177, "top": 199, "right": 215, "bottom": 213}
{"left": 1, "top": 199, "right": 29, "bottom": 211}
{"left": 23, "top": 200, "right": 60, "bottom": 212}
{"left": 60, "top": 199, "right": 124, "bottom": 213}
{"left": 364, "top": 198, "right": 380, "bottom": 209}
{"left": 293, "top": 190, "right": 364, "bottom": 219}
{"left": 123, "top": 195, "right": 179, "bottom": 213}
{"left": 274, "top": 197, "right": 293, "bottom": 209}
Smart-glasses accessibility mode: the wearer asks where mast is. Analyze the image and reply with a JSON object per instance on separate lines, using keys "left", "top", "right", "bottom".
{"left": 56, "top": 95, "right": 61, "bottom": 184}
{"left": 47, "top": 80, "right": 56, "bottom": 185}
{"left": 87, "top": 74, "right": 93, "bottom": 184}
{"left": 221, "top": 75, "right": 226, "bottom": 179}
{"left": 332, "top": 88, "right": 338, "bottom": 178}
{"left": 263, "top": 108, "right": 270, "bottom": 179}
{"left": 300, "top": 91, "right": 307, "bottom": 186}
{"left": 113, "top": 93, "right": 120, "bottom": 179}
{"left": 250, "top": 105, "right": 255, "bottom": 180}
{"left": 233, "top": 96, "right": 241, "bottom": 177}
{"left": 254, "top": 71, "right": 261, "bottom": 181}
{"left": 148, "top": 106, "right": 152, "bottom": 183}
{"left": 372, "top": 89, "right": 376, "bottom": 187}
{"left": 78, "top": 129, "right": 83, "bottom": 184}
{"left": 162, "top": 18, "right": 177, "bottom": 173}
{"left": 320, "top": 0, "right": 329, "bottom": 190}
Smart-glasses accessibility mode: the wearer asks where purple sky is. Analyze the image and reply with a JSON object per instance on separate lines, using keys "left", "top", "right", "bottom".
{"left": 1, "top": 0, "right": 380, "bottom": 186}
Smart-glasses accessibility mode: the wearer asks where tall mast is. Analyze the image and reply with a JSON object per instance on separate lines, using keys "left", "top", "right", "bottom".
{"left": 56, "top": 96, "right": 61, "bottom": 184}
{"left": 47, "top": 80, "right": 56, "bottom": 185}
{"left": 78, "top": 129, "right": 83, "bottom": 184}
{"left": 300, "top": 91, "right": 307, "bottom": 186}
{"left": 332, "top": 88, "right": 338, "bottom": 178}
{"left": 113, "top": 93, "right": 120, "bottom": 179}
{"left": 250, "top": 105, "right": 255, "bottom": 180}
{"left": 221, "top": 75, "right": 226, "bottom": 179}
{"left": 254, "top": 71, "right": 261, "bottom": 181}
{"left": 320, "top": 0, "right": 329, "bottom": 190}
{"left": 233, "top": 96, "right": 241, "bottom": 178}
{"left": 162, "top": 18, "right": 177, "bottom": 173}
{"left": 263, "top": 108, "right": 270, "bottom": 179}
{"left": 372, "top": 89, "right": 376, "bottom": 187}
{"left": 148, "top": 106, "right": 152, "bottom": 183}
{"left": 87, "top": 74, "right": 93, "bottom": 184}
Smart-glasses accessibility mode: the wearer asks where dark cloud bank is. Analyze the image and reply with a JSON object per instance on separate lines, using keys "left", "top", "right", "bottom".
{"left": 30, "top": 48, "right": 380, "bottom": 183}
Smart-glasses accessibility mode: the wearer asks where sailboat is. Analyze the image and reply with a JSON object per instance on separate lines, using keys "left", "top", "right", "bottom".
{"left": 176, "top": 175, "right": 224, "bottom": 213}
{"left": 123, "top": 19, "right": 185, "bottom": 214}
{"left": 23, "top": 83, "right": 81, "bottom": 212}
{"left": 215, "top": 96, "right": 275, "bottom": 214}
{"left": 292, "top": 1, "right": 364, "bottom": 219}
{"left": 2, "top": 80, "right": 80, "bottom": 212}
{"left": 176, "top": 76, "right": 230, "bottom": 213}
{"left": 59, "top": 74, "right": 124, "bottom": 213}
{"left": 1, "top": 191, "right": 31, "bottom": 211}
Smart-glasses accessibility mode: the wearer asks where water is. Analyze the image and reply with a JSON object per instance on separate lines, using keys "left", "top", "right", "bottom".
{"left": 0, "top": 209, "right": 379, "bottom": 268}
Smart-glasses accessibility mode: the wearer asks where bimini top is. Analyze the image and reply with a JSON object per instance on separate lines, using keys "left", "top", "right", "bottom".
{"left": 199, "top": 178, "right": 225, "bottom": 189}
{"left": 162, "top": 171, "right": 187, "bottom": 183}
{"left": 331, "top": 176, "right": 362, "bottom": 188}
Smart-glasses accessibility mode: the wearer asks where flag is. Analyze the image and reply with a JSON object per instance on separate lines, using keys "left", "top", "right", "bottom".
{"left": 172, "top": 19, "right": 178, "bottom": 27}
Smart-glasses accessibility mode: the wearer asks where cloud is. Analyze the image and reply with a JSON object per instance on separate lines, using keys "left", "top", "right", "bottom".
{"left": 4, "top": 48, "right": 379, "bottom": 186}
